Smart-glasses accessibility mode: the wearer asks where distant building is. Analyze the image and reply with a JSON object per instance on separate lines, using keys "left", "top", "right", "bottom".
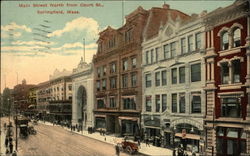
{"left": 71, "top": 57, "right": 94, "bottom": 129}
{"left": 36, "top": 69, "right": 72, "bottom": 123}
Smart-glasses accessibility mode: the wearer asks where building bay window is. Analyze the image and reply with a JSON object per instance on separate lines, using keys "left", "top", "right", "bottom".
{"left": 188, "top": 35, "right": 193, "bottom": 52}
{"left": 191, "top": 63, "right": 201, "bottom": 82}
{"left": 172, "top": 94, "right": 177, "bottom": 113}
{"left": 145, "top": 74, "right": 151, "bottom": 88}
{"left": 221, "top": 31, "right": 229, "bottom": 50}
{"left": 123, "top": 98, "right": 136, "bottom": 110}
{"left": 132, "top": 57, "right": 136, "bottom": 68}
{"left": 97, "top": 67, "right": 101, "bottom": 77}
{"left": 191, "top": 94, "right": 201, "bottom": 113}
{"left": 221, "top": 97, "right": 241, "bottom": 118}
{"left": 151, "top": 49, "right": 154, "bottom": 63}
{"left": 164, "top": 44, "right": 170, "bottom": 59}
{"left": 110, "top": 97, "right": 116, "bottom": 108}
{"left": 131, "top": 72, "right": 137, "bottom": 87}
{"left": 162, "top": 94, "right": 167, "bottom": 112}
{"left": 123, "top": 59, "right": 128, "bottom": 71}
{"left": 172, "top": 68, "right": 177, "bottom": 84}
{"left": 146, "top": 51, "right": 150, "bottom": 65}
{"left": 155, "top": 47, "right": 159, "bottom": 62}
{"left": 102, "top": 79, "right": 106, "bottom": 90}
{"left": 233, "top": 28, "right": 241, "bottom": 48}
{"left": 232, "top": 60, "right": 241, "bottom": 83}
{"left": 155, "top": 95, "right": 160, "bottom": 112}
{"left": 96, "top": 81, "right": 100, "bottom": 91}
{"left": 195, "top": 32, "right": 201, "bottom": 49}
{"left": 122, "top": 74, "right": 128, "bottom": 88}
{"left": 110, "top": 77, "right": 116, "bottom": 89}
{"left": 97, "top": 99, "right": 105, "bottom": 108}
{"left": 103, "top": 66, "right": 106, "bottom": 76}
{"left": 110, "top": 62, "right": 116, "bottom": 73}
{"left": 170, "top": 42, "right": 176, "bottom": 57}
{"left": 181, "top": 38, "right": 186, "bottom": 54}
{"left": 179, "top": 67, "right": 185, "bottom": 83}
{"left": 155, "top": 72, "right": 160, "bottom": 87}
{"left": 216, "top": 127, "right": 246, "bottom": 155}
{"left": 146, "top": 96, "right": 152, "bottom": 112}
{"left": 162, "top": 70, "right": 167, "bottom": 86}
{"left": 179, "top": 94, "right": 185, "bottom": 113}
{"left": 221, "top": 62, "right": 229, "bottom": 84}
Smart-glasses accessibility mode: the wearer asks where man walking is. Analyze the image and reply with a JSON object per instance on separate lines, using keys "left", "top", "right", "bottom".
{"left": 5, "top": 137, "right": 9, "bottom": 147}
{"left": 145, "top": 138, "right": 150, "bottom": 147}
{"left": 115, "top": 144, "right": 120, "bottom": 156}
{"left": 9, "top": 142, "right": 13, "bottom": 153}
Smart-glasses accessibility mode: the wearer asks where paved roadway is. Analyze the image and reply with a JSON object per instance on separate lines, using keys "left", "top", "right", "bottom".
{"left": 1, "top": 117, "right": 129, "bottom": 156}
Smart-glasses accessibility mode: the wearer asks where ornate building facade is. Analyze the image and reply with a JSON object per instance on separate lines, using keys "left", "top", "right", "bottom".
{"left": 141, "top": 4, "right": 206, "bottom": 152}
{"left": 203, "top": 0, "right": 250, "bottom": 155}
{"left": 71, "top": 57, "right": 94, "bottom": 129}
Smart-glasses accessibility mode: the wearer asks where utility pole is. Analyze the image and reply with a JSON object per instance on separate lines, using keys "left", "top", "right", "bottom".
{"left": 83, "top": 38, "right": 85, "bottom": 62}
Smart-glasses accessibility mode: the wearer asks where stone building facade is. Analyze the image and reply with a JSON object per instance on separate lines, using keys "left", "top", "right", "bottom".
{"left": 203, "top": 0, "right": 250, "bottom": 155}
{"left": 71, "top": 57, "right": 94, "bottom": 130}
{"left": 141, "top": 4, "right": 206, "bottom": 152}
{"left": 93, "top": 6, "right": 149, "bottom": 136}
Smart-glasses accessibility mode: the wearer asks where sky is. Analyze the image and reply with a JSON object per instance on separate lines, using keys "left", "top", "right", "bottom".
{"left": 1, "top": 0, "right": 234, "bottom": 92}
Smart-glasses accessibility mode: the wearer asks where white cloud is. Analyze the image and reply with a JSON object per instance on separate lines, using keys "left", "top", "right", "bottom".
{"left": 12, "top": 41, "right": 56, "bottom": 46}
{"left": 48, "top": 17, "right": 99, "bottom": 37}
{"left": 1, "top": 45, "right": 39, "bottom": 52}
{"left": 1, "top": 31, "right": 22, "bottom": 39}
{"left": 1, "top": 22, "right": 32, "bottom": 32}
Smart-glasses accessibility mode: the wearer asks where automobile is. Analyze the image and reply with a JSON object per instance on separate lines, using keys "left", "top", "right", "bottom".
{"left": 19, "top": 124, "right": 28, "bottom": 138}
{"left": 28, "top": 126, "right": 37, "bottom": 135}
{"left": 117, "top": 140, "right": 139, "bottom": 155}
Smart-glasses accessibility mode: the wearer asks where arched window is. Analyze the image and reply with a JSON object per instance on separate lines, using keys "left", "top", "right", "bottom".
{"left": 221, "top": 31, "right": 229, "bottom": 50}
{"left": 233, "top": 28, "right": 241, "bottom": 47}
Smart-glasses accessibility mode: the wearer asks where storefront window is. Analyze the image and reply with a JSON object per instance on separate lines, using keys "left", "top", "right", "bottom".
{"left": 221, "top": 98, "right": 241, "bottom": 118}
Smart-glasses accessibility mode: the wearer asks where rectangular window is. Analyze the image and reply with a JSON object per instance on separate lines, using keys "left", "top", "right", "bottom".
{"left": 155, "top": 95, "right": 160, "bottom": 112}
{"left": 232, "top": 60, "right": 241, "bottom": 83}
{"left": 123, "top": 98, "right": 136, "bottom": 110}
{"left": 172, "top": 94, "right": 177, "bottom": 113}
{"left": 163, "top": 44, "right": 170, "bottom": 59}
{"left": 145, "top": 74, "right": 151, "bottom": 88}
{"left": 221, "top": 63, "right": 229, "bottom": 84}
{"left": 179, "top": 67, "right": 185, "bottom": 83}
{"left": 131, "top": 72, "right": 137, "bottom": 87}
{"left": 123, "top": 59, "right": 128, "bottom": 71}
{"left": 188, "top": 35, "right": 193, "bottom": 52}
{"left": 103, "top": 66, "right": 106, "bottom": 76}
{"left": 172, "top": 68, "right": 177, "bottom": 84}
{"left": 155, "top": 47, "right": 159, "bottom": 62}
{"left": 97, "top": 67, "right": 101, "bottom": 77}
{"left": 102, "top": 79, "right": 106, "bottom": 90}
{"left": 146, "top": 96, "right": 152, "bottom": 112}
{"left": 110, "top": 97, "right": 116, "bottom": 108}
{"left": 162, "top": 94, "right": 167, "bottom": 112}
{"left": 155, "top": 72, "right": 160, "bottom": 87}
{"left": 125, "top": 29, "right": 132, "bottom": 43}
{"left": 97, "top": 99, "right": 105, "bottom": 108}
{"left": 192, "top": 95, "right": 201, "bottom": 113}
{"left": 151, "top": 49, "right": 154, "bottom": 63}
{"left": 122, "top": 74, "right": 128, "bottom": 88}
{"left": 110, "top": 62, "right": 116, "bottom": 73}
{"left": 96, "top": 80, "right": 100, "bottom": 91}
{"left": 68, "top": 85, "right": 72, "bottom": 91}
{"left": 132, "top": 57, "right": 137, "bottom": 68}
{"left": 170, "top": 42, "right": 176, "bottom": 57}
{"left": 221, "top": 98, "right": 241, "bottom": 118}
{"left": 146, "top": 51, "right": 150, "bottom": 64}
{"left": 110, "top": 77, "right": 116, "bottom": 89}
{"left": 181, "top": 38, "right": 186, "bottom": 54}
{"left": 162, "top": 70, "right": 167, "bottom": 86}
{"left": 191, "top": 63, "right": 201, "bottom": 82}
{"left": 179, "top": 93, "right": 185, "bottom": 113}
{"left": 195, "top": 33, "right": 201, "bottom": 49}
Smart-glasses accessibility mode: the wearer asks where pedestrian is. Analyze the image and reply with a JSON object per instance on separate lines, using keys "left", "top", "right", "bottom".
{"left": 9, "top": 142, "right": 13, "bottom": 153}
{"left": 115, "top": 144, "right": 120, "bottom": 156}
{"left": 5, "top": 137, "right": 9, "bottom": 147}
{"left": 137, "top": 138, "right": 141, "bottom": 148}
{"left": 5, "top": 149, "right": 9, "bottom": 154}
{"left": 9, "top": 137, "right": 13, "bottom": 143}
{"left": 145, "top": 138, "right": 150, "bottom": 147}
{"left": 173, "top": 149, "right": 176, "bottom": 156}
{"left": 12, "top": 151, "right": 17, "bottom": 156}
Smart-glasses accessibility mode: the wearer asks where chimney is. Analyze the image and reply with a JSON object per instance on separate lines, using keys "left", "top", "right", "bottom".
{"left": 162, "top": 4, "right": 170, "bottom": 9}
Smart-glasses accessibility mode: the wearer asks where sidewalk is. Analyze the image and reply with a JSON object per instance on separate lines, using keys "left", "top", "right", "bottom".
{"left": 40, "top": 121, "right": 196, "bottom": 156}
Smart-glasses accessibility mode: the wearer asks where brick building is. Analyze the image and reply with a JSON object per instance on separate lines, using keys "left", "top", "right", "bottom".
{"left": 203, "top": 0, "right": 250, "bottom": 155}
{"left": 93, "top": 6, "right": 149, "bottom": 136}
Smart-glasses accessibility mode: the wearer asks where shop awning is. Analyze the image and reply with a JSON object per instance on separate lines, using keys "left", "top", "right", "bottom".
{"left": 118, "top": 116, "right": 138, "bottom": 121}
{"left": 95, "top": 115, "right": 106, "bottom": 118}
{"left": 175, "top": 133, "right": 200, "bottom": 140}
